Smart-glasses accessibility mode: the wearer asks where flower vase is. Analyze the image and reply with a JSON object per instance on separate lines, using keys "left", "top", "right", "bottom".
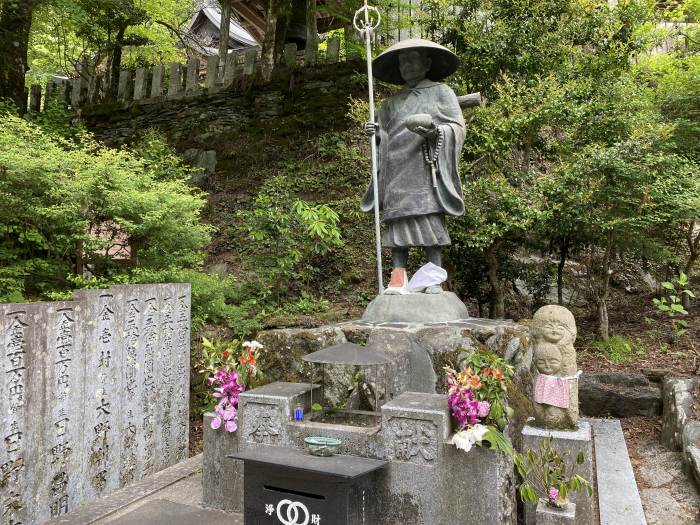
{"left": 535, "top": 499, "right": 576, "bottom": 525}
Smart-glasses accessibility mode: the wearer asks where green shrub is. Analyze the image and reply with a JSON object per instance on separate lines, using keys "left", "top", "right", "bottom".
{"left": 0, "top": 114, "right": 211, "bottom": 301}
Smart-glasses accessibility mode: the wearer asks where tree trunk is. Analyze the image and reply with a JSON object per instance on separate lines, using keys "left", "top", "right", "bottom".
{"left": 76, "top": 240, "right": 84, "bottom": 276}
{"left": 486, "top": 243, "right": 505, "bottom": 319}
{"left": 304, "top": 0, "right": 317, "bottom": 62}
{"left": 682, "top": 220, "right": 699, "bottom": 310}
{"left": 0, "top": 1, "right": 39, "bottom": 111}
{"left": 597, "top": 300, "right": 609, "bottom": 340}
{"left": 108, "top": 26, "right": 127, "bottom": 98}
{"left": 219, "top": 0, "right": 232, "bottom": 65}
{"left": 261, "top": 0, "right": 291, "bottom": 80}
{"left": 557, "top": 238, "right": 569, "bottom": 305}
{"left": 595, "top": 232, "right": 614, "bottom": 340}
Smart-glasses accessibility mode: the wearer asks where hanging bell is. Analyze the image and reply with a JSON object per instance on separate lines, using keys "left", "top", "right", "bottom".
{"left": 285, "top": 0, "right": 307, "bottom": 50}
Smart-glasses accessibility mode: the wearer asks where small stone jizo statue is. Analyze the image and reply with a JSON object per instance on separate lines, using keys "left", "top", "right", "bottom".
{"left": 363, "top": 39, "right": 465, "bottom": 295}
{"left": 531, "top": 305, "right": 580, "bottom": 429}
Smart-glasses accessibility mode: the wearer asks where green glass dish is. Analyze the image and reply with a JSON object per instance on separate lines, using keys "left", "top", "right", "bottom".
{"left": 304, "top": 436, "right": 341, "bottom": 457}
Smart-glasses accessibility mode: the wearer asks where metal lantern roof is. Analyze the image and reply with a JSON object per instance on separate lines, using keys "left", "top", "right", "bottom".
{"left": 302, "top": 342, "right": 391, "bottom": 366}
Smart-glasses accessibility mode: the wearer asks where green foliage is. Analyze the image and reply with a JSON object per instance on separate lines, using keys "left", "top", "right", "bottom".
{"left": 589, "top": 335, "right": 639, "bottom": 363}
{"left": 514, "top": 435, "right": 593, "bottom": 507}
{"left": 483, "top": 425, "right": 513, "bottom": 455}
{"left": 0, "top": 113, "right": 210, "bottom": 301}
{"left": 238, "top": 177, "right": 343, "bottom": 303}
{"left": 28, "top": 0, "right": 196, "bottom": 82}
{"left": 654, "top": 272, "right": 694, "bottom": 316}
{"left": 653, "top": 272, "right": 694, "bottom": 339}
{"left": 128, "top": 267, "right": 261, "bottom": 336}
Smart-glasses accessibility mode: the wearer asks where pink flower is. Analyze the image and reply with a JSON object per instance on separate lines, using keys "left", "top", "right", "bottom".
{"left": 548, "top": 487, "right": 559, "bottom": 502}
{"left": 209, "top": 365, "right": 246, "bottom": 433}
{"left": 477, "top": 401, "right": 490, "bottom": 418}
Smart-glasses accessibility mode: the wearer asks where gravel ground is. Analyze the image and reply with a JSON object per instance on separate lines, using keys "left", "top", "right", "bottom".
{"left": 623, "top": 417, "right": 700, "bottom": 524}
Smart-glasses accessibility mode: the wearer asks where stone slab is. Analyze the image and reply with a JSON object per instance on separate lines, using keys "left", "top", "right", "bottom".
{"left": 361, "top": 291, "right": 469, "bottom": 323}
{"left": 45, "top": 455, "right": 203, "bottom": 524}
{"left": 230, "top": 445, "right": 388, "bottom": 479}
{"left": 202, "top": 413, "right": 243, "bottom": 513}
{"left": 591, "top": 418, "right": 647, "bottom": 525}
{"left": 687, "top": 445, "right": 700, "bottom": 487}
{"left": 106, "top": 500, "right": 232, "bottom": 525}
{"left": 522, "top": 422, "right": 594, "bottom": 525}
{"left": 681, "top": 420, "right": 700, "bottom": 486}
{"left": 537, "top": 501, "right": 577, "bottom": 525}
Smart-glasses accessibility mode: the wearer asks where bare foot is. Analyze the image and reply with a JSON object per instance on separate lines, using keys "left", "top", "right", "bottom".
{"left": 424, "top": 284, "right": 442, "bottom": 294}
{"left": 384, "top": 268, "right": 408, "bottom": 295}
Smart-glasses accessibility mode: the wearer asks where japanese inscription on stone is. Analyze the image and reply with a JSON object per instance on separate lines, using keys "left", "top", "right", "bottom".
{"left": 2, "top": 307, "right": 28, "bottom": 525}
{"left": 0, "top": 284, "right": 191, "bottom": 523}
{"left": 387, "top": 418, "right": 438, "bottom": 465}
{"left": 245, "top": 403, "right": 281, "bottom": 445}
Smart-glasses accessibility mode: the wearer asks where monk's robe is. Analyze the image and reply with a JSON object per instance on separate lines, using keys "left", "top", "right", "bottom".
{"left": 361, "top": 78, "right": 466, "bottom": 247}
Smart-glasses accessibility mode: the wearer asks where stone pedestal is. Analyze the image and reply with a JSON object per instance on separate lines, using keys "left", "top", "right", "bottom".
{"left": 362, "top": 291, "right": 469, "bottom": 323}
{"left": 522, "top": 421, "right": 593, "bottom": 525}
{"left": 203, "top": 384, "right": 517, "bottom": 524}
{"left": 256, "top": 318, "right": 529, "bottom": 398}
{"left": 536, "top": 500, "right": 576, "bottom": 525}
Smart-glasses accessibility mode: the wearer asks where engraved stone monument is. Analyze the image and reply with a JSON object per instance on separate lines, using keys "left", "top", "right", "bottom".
{"left": 0, "top": 283, "right": 191, "bottom": 524}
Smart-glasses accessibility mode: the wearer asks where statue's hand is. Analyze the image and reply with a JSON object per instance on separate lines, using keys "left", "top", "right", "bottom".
{"left": 405, "top": 113, "right": 437, "bottom": 138}
{"left": 412, "top": 125, "right": 438, "bottom": 139}
{"left": 364, "top": 121, "right": 379, "bottom": 136}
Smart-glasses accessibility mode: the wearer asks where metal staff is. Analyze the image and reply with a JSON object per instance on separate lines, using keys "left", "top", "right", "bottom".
{"left": 354, "top": 0, "right": 383, "bottom": 294}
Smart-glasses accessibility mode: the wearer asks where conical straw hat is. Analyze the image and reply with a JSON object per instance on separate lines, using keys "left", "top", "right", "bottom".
{"left": 372, "top": 38, "right": 460, "bottom": 85}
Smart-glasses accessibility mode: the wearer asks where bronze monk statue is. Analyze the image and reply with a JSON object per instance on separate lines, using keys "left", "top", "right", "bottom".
{"left": 363, "top": 39, "right": 465, "bottom": 295}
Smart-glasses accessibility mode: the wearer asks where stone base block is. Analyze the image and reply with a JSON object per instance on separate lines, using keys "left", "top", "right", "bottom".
{"left": 380, "top": 392, "right": 515, "bottom": 525}
{"left": 204, "top": 385, "right": 517, "bottom": 523}
{"left": 536, "top": 500, "right": 576, "bottom": 525}
{"left": 361, "top": 291, "right": 469, "bottom": 323}
{"left": 202, "top": 413, "right": 243, "bottom": 513}
{"left": 256, "top": 318, "right": 529, "bottom": 399}
{"left": 522, "top": 422, "right": 593, "bottom": 525}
